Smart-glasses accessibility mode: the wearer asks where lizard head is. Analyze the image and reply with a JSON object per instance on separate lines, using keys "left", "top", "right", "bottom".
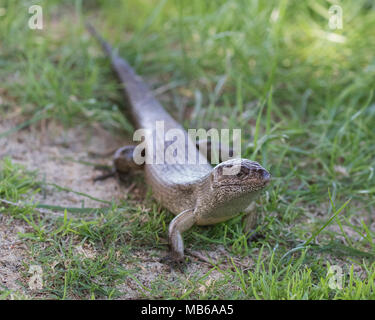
{"left": 195, "top": 158, "right": 271, "bottom": 224}
{"left": 210, "top": 158, "right": 271, "bottom": 194}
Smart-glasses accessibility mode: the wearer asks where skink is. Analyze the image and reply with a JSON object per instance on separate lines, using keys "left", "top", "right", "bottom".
{"left": 87, "top": 24, "right": 271, "bottom": 262}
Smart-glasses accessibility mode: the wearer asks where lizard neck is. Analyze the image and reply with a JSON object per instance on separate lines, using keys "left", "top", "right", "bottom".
{"left": 194, "top": 172, "right": 260, "bottom": 225}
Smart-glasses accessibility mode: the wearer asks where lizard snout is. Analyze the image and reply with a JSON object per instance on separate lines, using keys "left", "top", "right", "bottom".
{"left": 261, "top": 169, "right": 271, "bottom": 184}
{"left": 248, "top": 164, "right": 271, "bottom": 184}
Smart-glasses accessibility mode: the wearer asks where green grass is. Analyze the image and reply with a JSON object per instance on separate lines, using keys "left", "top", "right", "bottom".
{"left": 0, "top": 0, "right": 374, "bottom": 299}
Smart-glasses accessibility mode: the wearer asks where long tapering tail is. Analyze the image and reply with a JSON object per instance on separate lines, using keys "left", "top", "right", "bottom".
{"left": 86, "top": 22, "right": 139, "bottom": 83}
{"left": 86, "top": 22, "right": 169, "bottom": 128}
{"left": 86, "top": 22, "right": 115, "bottom": 58}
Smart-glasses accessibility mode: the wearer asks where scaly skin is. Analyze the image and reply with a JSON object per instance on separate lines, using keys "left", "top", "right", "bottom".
{"left": 87, "top": 24, "right": 271, "bottom": 262}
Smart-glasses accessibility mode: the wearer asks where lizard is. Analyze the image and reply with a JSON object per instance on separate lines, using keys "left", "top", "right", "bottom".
{"left": 87, "top": 24, "right": 271, "bottom": 262}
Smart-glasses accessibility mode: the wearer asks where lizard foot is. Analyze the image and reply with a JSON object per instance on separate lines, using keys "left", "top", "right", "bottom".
{"left": 159, "top": 254, "right": 188, "bottom": 272}
{"left": 93, "top": 168, "right": 117, "bottom": 182}
{"left": 246, "top": 230, "right": 264, "bottom": 245}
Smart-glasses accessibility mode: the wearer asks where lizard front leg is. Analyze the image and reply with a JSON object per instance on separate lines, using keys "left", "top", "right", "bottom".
{"left": 242, "top": 202, "right": 259, "bottom": 242}
{"left": 168, "top": 208, "right": 196, "bottom": 262}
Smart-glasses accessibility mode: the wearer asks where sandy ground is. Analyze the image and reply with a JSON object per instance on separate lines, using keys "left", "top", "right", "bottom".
{"left": 0, "top": 215, "right": 29, "bottom": 296}
{"left": 0, "top": 117, "right": 129, "bottom": 205}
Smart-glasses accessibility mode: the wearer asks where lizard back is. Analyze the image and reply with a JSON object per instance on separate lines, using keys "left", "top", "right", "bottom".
{"left": 103, "top": 43, "right": 213, "bottom": 214}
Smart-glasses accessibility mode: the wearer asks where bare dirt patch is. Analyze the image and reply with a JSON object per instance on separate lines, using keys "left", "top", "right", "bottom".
{"left": 0, "top": 118, "right": 131, "bottom": 206}
{"left": 0, "top": 215, "right": 30, "bottom": 297}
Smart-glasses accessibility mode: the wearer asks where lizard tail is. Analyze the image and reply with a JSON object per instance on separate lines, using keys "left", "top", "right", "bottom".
{"left": 86, "top": 22, "right": 138, "bottom": 81}
{"left": 86, "top": 22, "right": 154, "bottom": 127}
{"left": 86, "top": 22, "right": 114, "bottom": 58}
